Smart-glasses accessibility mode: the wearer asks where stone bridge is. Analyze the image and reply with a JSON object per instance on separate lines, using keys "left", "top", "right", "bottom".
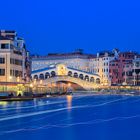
{"left": 31, "top": 64, "right": 101, "bottom": 90}
{"left": 35, "top": 76, "right": 100, "bottom": 90}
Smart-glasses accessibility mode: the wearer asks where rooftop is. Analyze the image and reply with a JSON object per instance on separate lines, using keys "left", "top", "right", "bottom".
{"left": 0, "top": 30, "right": 16, "bottom": 33}
{"left": 31, "top": 50, "right": 96, "bottom": 60}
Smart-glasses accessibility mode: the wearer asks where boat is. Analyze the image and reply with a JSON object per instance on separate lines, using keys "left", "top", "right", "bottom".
{"left": 0, "top": 97, "right": 34, "bottom": 101}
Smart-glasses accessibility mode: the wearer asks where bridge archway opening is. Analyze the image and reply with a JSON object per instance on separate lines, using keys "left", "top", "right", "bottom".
{"left": 45, "top": 72, "right": 50, "bottom": 79}
{"left": 51, "top": 71, "right": 56, "bottom": 77}
{"left": 85, "top": 75, "right": 89, "bottom": 81}
{"left": 39, "top": 73, "right": 44, "bottom": 80}
{"left": 79, "top": 74, "right": 84, "bottom": 80}
{"left": 53, "top": 81, "right": 86, "bottom": 91}
{"left": 90, "top": 77, "right": 94, "bottom": 82}
{"left": 68, "top": 71, "right": 72, "bottom": 77}
{"left": 74, "top": 72, "right": 78, "bottom": 78}
{"left": 96, "top": 78, "right": 100, "bottom": 84}
{"left": 34, "top": 75, "right": 38, "bottom": 80}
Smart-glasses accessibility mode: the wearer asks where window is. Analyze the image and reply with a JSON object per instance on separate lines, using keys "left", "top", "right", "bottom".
{"left": 0, "top": 58, "right": 5, "bottom": 64}
{"left": 15, "top": 70, "right": 22, "bottom": 77}
{"left": 13, "top": 50, "right": 22, "bottom": 55}
{"left": 10, "top": 69, "right": 15, "bottom": 76}
{"left": 10, "top": 58, "right": 22, "bottom": 66}
{"left": 136, "top": 62, "right": 140, "bottom": 67}
{"left": 1, "top": 44, "right": 9, "bottom": 49}
{"left": 0, "top": 69, "right": 5, "bottom": 76}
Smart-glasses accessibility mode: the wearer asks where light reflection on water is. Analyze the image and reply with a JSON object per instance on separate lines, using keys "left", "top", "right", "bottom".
{"left": 0, "top": 94, "right": 140, "bottom": 140}
{"left": 0, "top": 101, "right": 8, "bottom": 107}
{"left": 66, "top": 95, "right": 72, "bottom": 111}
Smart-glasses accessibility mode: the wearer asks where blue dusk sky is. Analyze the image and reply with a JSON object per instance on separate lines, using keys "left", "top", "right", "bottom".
{"left": 0, "top": 0, "right": 140, "bottom": 55}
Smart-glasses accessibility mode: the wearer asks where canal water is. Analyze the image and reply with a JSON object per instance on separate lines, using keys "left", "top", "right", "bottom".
{"left": 0, "top": 94, "right": 140, "bottom": 140}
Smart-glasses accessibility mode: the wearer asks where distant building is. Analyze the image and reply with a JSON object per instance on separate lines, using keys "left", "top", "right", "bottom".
{"left": 0, "top": 30, "right": 31, "bottom": 83}
{"left": 94, "top": 51, "right": 116, "bottom": 85}
{"left": 133, "top": 55, "right": 140, "bottom": 85}
{"left": 109, "top": 52, "right": 137, "bottom": 85}
{"left": 31, "top": 50, "right": 96, "bottom": 74}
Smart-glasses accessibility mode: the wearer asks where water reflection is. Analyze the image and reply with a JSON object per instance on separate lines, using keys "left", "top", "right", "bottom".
{"left": 66, "top": 95, "right": 72, "bottom": 111}
{"left": 0, "top": 101, "right": 8, "bottom": 108}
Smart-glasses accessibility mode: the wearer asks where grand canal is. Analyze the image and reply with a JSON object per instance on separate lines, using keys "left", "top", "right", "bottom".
{"left": 0, "top": 94, "right": 140, "bottom": 140}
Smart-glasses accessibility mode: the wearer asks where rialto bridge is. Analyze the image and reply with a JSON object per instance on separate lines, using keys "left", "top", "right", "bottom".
{"left": 31, "top": 64, "right": 101, "bottom": 90}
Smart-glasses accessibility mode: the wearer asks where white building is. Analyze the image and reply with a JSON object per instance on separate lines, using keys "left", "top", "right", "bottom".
{"left": 95, "top": 52, "right": 115, "bottom": 85}
{"left": 0, "top": 30, "right": 30, "bottom": 83}
{"left": 31, "top": 50, "right": 96, "bottom": 73}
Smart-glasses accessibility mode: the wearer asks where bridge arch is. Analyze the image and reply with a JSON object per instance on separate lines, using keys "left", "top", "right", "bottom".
{"left": 79, "top": 74, "right": 84, "bottom": 80}
{"left": 90, "top": 77, "right": 94, "bottom": 82}
{"left": 39, "top": 76, "right": 99, "bottom": 90}
{"left": 39, "top": 73, "right": 44, "bottom": 80}
{"left": 68, "top": 71, "right": 72, "bottom": 77}
{"left": 96, "top": 78, "right": 100, "bottom": 84}
{"left": 51, "top": 71, "right": 56, "bottom": 77}
{"left": 74, "top": 72, "right": 78, "bottom": 78}
{"left": 31, "top": 64, "right": 101, "bottom": 89}
{"left": 85, "top": 75, "right": 89, "bottom": 81}
{"left": 34, "top": 75, "right": 38, "bottom": 80}
{"left": 45, "top": 72, "right": 50, "bottom": 79}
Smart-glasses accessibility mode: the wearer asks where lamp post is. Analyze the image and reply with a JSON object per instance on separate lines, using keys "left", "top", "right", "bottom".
{"left": 133, "top": 63, "right": 136, "bottom": 86}
{"left": 9, "top": 76, "right": 12, "bottom": 82}
{"left": 17, "top": 76, "right": 20, "bottom": 82}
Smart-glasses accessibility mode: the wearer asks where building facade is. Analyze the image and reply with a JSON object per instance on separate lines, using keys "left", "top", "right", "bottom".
{"left": 109, "top": 52, "right": 137, "bottom": 85}
{"left": 133, "top": 56, "right": 140, "bottom": 85}
{"left": 94, "top": 51, "right": 116, "bottom": 85}
{"left": 0, "top": 30, "right": 31, "bottom": 84}
{"left": 31, "top": 50, "right": 96, "bottom": 73}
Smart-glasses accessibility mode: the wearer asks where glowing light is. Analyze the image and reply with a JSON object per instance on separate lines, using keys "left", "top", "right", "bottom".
{"left": 30, "top": 83, "right": 33, "bottom": 88}
{"left": 33, "top": 79, "right": 37, "bottom": 84}
{"left": 67, "top": 95, "right": 72, "bottom": 111}
{"left": 68, "top": 83, "right": 71, "bottom": 87}
{"left": 0, "top": 101, "right": 8, "bottom": 106}
{"left": 9, "top": 76, "right": 12, "bottom": 80}
{"left": 40, "top": 80, "right": 43, "bottom": 84}
{"left": 17, "top": 77, "right": 20, "bottom": 82}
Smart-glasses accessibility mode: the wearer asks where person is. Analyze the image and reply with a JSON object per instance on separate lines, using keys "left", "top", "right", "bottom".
{"left": 9, "top": 92, "right": 14, "bottom": 97}
{"left": 18, "top": 93, "right": 21, "bottom": 97}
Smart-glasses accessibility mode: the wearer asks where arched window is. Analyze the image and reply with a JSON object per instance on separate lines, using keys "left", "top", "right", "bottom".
{"left": 96, "top": 78, "right": 100, "bottom": 84}
{"left": 90, "top": 77, "right": 94, "bottom": 82}
{"left": 34, "top": 75, "right": 38, "bottom": 80}
{"left": 68, "top": 71, "right": 72, "bottom": 77}
{"left": 51, "top": 71, "right": 56, "bottom": 77}
{"left": 39, "top": 74, "right": 44, "bottom": 80}
{"left": 74, "top": 72, "right": 78, "bottom": 78}
{"left": 85, "top": 75, "right": 89, "bottom": 81}
{"left": 45, "top": 72, "right": 50, "bottom": 79}
{"left": 79, "top": 74, "right": 83, "bottom": 80}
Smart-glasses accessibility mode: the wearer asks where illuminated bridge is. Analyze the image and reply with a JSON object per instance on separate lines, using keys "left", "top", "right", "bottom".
{"left": 31, "top": 64, "right": 101, "bottom": 90}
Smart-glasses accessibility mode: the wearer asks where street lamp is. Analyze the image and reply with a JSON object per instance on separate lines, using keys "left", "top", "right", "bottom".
{"left": 30, "top": 83, "right": 33, "bottom": 88}
{"left": 9, "top": 76, "right": 12, "bottom": 81}
{"left": 40, "top": 80, "right": 43, "bottom": 85}
{"left": 133, "top": 72, "right": 136, "bottom": 86}
{"left": 17, "top": 77, "right": 20, "bottom": 82}
{"left": 33, "top": 79, "right": 37, "bottom": 84}
{"left": 68, "top": 83, "right": 71, "bottom": 87}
